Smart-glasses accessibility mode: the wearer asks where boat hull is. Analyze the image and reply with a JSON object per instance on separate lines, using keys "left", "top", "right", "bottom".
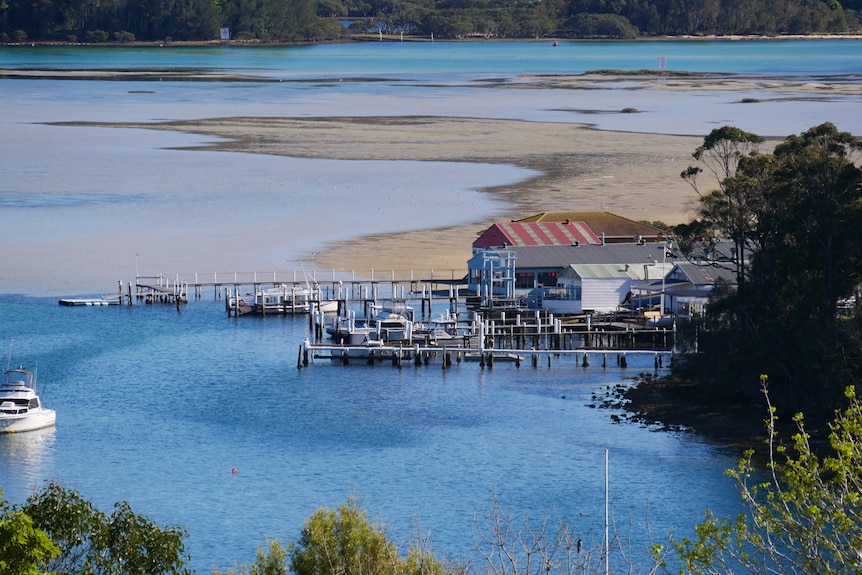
{"left": 0, "top": 409, "right": 56, "bottom": 433}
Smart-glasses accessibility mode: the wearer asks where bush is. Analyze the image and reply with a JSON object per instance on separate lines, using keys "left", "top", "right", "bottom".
{"left": 113, "top": 30, "right": 136, "bottom": 43}
{"left": 289, "top": 496, "right": 459, "bottom": 575}
{"left": 22, "top": 482, "right": 191, "bottom": 575}
{"left": 86, "top": 30, "right": 109, "bottom": 42}
{"left": 676, "top": 379, "right": 862, "bottom": 574}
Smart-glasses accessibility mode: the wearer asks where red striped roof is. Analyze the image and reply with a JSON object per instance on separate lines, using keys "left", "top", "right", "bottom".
{"left": 473, "top": 221, "right": 601, "bottom": 248}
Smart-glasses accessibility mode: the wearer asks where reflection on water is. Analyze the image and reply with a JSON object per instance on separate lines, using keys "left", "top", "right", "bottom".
{"left": 0, "top": 426, "right": 56, "bottom": 496}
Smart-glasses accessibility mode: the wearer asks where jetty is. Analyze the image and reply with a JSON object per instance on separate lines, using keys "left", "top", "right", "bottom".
{"left": 130, "top": 268, "right": 464, "bottom": 316}
{"left": 118, "top": 266, "right": 681, "bottom": 368}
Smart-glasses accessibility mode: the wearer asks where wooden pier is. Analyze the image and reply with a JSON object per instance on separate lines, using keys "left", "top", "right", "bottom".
{"left": 298, "top": 340, "right": 672, "bottom": 371}
{"left": 124, "top": 267, "right": 679, "bottom": 362}
{"left": 130, "top": 268, "right": 465, "bottom": 316}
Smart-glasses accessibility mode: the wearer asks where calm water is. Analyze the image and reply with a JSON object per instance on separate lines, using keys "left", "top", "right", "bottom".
{"left": 3, "top": 39, "right": 862, "bottom": 77}
{"left": 0, "top": 295, "right": 740, "bottom": 573}
{"left": 0, "top": 40, "right": 856, "bottom": 572}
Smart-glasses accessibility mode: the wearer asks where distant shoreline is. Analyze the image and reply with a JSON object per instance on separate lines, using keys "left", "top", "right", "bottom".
{"left": 2, "top": 33, "right": 861, "bottom": 49}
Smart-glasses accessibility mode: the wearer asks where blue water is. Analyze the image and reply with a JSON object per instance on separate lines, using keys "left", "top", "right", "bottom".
{"left": 0, "top": 295, "right": 741, "bottom": 573}
{"left": 2, "top": 40, "right": 861, "bottom": 78}
{"left": 0, "top": 40, "right": 851, "bottom": 572}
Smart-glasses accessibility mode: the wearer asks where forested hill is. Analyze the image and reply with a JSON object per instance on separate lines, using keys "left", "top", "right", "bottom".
{"left": 1, "top": 0, "right": 860, "bottom": 45}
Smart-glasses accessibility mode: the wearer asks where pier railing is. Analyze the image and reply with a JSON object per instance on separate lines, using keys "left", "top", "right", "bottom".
{"left": 134, "top": 268, "right": 467, "bottom": 295}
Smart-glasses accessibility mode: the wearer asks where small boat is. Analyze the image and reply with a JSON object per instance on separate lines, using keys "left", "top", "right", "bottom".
{"left": 327, "top": 304, "right": 415, "bottom": 344}
{"left": 229, "top": 285, "right": 337, "bottom": 316}
{"left": 59, "top": 296, "right": 121, "bottom": 306}
{"left": 412, "top": 310, "right": 464, "bottom": 343}
{"left": 0, "top": 367, "right": 56, "bottom": 433}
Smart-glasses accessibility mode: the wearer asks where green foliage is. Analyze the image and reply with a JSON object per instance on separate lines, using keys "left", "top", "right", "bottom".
{"left": 289, "top": 496, "right": 400, "bottom": 575}
{"left": 0, "top": 491, "right": 59, "bottom": 575}
{"left": 0, "top": 0, "right": 853, "bottom": 41}
{"left": 569, "top": 13, "right": 639, "bottom": 37}
{"left": 212, "top": 539, "right": 288, "bottom": 575}
{"left": 676, "top": 379, "right": 862, "bottom": 574}
{"left": 21, "top": 481, "right": 191, "bottom": 575}
{"left": 674, "top": 123, "right": 862, "bottom": 418}
{"left": 289, "top": 496, "right": 460, "bottom": 575}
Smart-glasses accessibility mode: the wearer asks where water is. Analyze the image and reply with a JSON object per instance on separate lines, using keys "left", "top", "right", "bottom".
{"left": 0, "top": 40, "right": 855, "bottom": 572}
{"left": 3, "top": 39, "right": 861, "bottom": 77}
{"left": 0, "top": 295, "right": 740, "bottom": 573}
{"left": 2, "top": 40, "right": 861, "bottom": 295}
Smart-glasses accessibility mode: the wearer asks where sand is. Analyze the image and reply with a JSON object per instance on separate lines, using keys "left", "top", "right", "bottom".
{"left": 33, "top": 69, "right": 858, "bottom": 278}
{"left": 98, "top": 115, "right": 707, "bottom": 275}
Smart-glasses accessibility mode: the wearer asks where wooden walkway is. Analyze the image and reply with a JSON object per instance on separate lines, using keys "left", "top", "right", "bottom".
{"left": 120, "top": 267, "right": 679, "bottom": 356}
{"left": 128, "top": 268, "right": 466, "bottom": 314}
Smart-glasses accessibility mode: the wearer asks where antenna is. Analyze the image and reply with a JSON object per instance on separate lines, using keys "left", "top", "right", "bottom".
{"left": 605, "top": 448, "right": 609, "bottom": 575}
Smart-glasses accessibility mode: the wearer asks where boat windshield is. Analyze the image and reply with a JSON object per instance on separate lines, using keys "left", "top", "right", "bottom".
{"left": 3, "top": 369, "right": 33, "bottom": 387}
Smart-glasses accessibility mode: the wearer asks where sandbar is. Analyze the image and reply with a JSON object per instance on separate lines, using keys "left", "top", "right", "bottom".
{"left": 81, "top": 115, "right": 707, "bottom": 275}
{"left": 38, "top": 70, "right": 859, "bottom": 277}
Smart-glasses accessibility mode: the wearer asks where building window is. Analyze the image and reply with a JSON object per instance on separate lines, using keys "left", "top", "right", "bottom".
{"left": 537, "top": 271, "right": 558, "bottom": 287}
{"left": 515, "top": 272, "right": 534, "bottom": 289}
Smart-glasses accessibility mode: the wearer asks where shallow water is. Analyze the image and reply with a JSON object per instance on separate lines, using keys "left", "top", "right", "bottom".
{"left": 2, "top": 41, "right": 861, "bottom": 295}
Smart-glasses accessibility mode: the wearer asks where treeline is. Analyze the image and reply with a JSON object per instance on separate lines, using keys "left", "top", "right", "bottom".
{"left": 670, "top": 122, "right": 862, "bottom": 425}
{"left": 0, "top": 0, "right": 859, "bottom": 44}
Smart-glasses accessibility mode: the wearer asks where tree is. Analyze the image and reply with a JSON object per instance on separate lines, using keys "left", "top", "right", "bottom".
{"left": 21, "top": 481, "right": 191, "bottom": 575}
{"left": 212, "top": 539, "right": 288, "bottom": 575}
{"left": 289, "top": 496, "right": 459, "bottom": 575}
{"left": 674, "top": 123, "right": 862, "bottom": 417}
{"left": 676, "top": 378, "right": 862, "bottom": 574}
{"left": 0, "top": 491, "right": 59, "bottom": 575}
{"left": 289, "top": 496, "right": 400, "bottom": 575}
{"left": 679, "top": 125, "right": 766, "bottom": 288}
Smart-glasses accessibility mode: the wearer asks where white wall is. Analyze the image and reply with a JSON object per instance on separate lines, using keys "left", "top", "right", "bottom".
{"left": 582, "top": 279, "right": 629, "bottom": 312}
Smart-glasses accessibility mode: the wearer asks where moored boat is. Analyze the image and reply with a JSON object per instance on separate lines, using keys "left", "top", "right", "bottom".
{"left": 327, "top": 304, "right": 415, "bottom": 344}
{"left": 0, "top": 367, "right": 56, "bottom": 433}
{"left": 229, "top": 285, "right": 337, "bottom": 316}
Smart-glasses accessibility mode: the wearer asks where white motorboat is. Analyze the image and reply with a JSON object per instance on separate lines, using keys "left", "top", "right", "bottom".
{"left": 327, "top": 304, "right": 415, "bottom": 344}
{"left": 229, "top": 285, "right": 337, "bottom": 316}
{"left": 0, "top": 367, "right": 56, "bottom": 433}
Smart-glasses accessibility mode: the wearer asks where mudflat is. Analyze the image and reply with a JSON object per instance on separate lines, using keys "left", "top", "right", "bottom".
{"left": 88, "top": 115, "right": 706, "bottom": 274}
{"left": 34, "top": 69, "right": 857, "bottom": 276}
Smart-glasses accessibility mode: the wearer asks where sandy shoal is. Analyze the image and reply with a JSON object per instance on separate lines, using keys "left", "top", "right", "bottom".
{"left": 110, "top": 115, "right": 707, "bottom": 276}
{"left": 32, "top": 67, "right": 859, "bottom": 276}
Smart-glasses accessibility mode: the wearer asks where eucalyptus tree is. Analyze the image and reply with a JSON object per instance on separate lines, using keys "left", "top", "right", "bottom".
{"left": 680, "top": 125, "right": 766, "bottom": 285}
{"left": 21, "top": 481, "right": 191, "bottom": 575}
{"left": 677, "top": 123, "right": 862, "bottom": 416}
